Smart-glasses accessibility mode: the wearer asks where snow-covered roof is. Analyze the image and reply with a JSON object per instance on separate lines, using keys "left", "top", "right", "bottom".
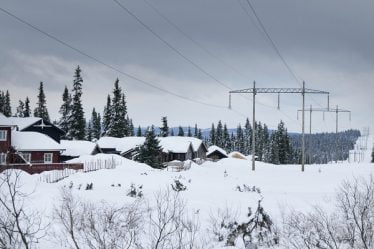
{"left": 97, "top": 136, "right": 146, "bottom": 154}
{"left": 158, "top": 137, "right": 194, "bottom": 153}
{"left": 11, "top": 131, "right": 64, "bottom": 151}
{"left": 207, "top": 145, "right": 228, "bottom": 157}
{"left": 60, "top": 140, "right": 98, "bottom": 157}
{"left": 228, "top": 151, "right": 247, "bottom": 160}
{"left": 0, "top": 113, "right": 16, "bottom": 127}
{"left": 97, "top": 136, "right": 199, "bottom": 154}
{"left": 6, "top": 117, "right": 42, "bottom": 130}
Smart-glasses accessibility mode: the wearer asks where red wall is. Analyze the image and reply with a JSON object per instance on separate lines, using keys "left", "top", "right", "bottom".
{"left": 0, "top": 127, "right": 11, "bottom": 153}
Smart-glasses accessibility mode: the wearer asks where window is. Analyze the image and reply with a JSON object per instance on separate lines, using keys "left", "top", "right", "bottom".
{"left": 0, "top": 130, "right": 7, "bottom": 141}
{"left": 0, "top": 153, "right": 6, "bottom": 165}
{"left": 20, "top": 153, "right": 31, "bottom": 163}
{"left": 44, "top": 153, "right": 53, "bottom": 164}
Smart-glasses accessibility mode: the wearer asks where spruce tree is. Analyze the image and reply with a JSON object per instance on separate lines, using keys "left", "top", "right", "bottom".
{"left": 91, "top": 108, "right": 102, "bottom": 140}
{"left": 160, "top": 116, "right": 169, "bottom": 137}
{"left": 216, "top": 121, "right": 223, "bottom": 148}
{"left": 34, "top": 82, "right": 50, "bottom": 121}
{"left": 23, "top": 97, "right": 31, "bottom": 117}
{"left": 178, "top": 126, "right": 184, "bottom": 136}
{"left": 106, "top": 79, "right": 127, "bottom": 137}
{"left": 187, "top": 126, "right": 192, "bottom": 137}
{"left": 127, "top": 117, "right": 134, "bottom": 136}
{"left": 0, "top": 91, "right": 5, "bottom": 115}
{"left": 68, "top": 66, "right": 85, "bottom": 140}
{"left": 86, "top": 121, "right": 93, "bottom": 141}
{"left": 16, "top": 100, "right": 25, "bottom": 117}
{"left": 236, "top": 124, "right": 245, "bottom": 153}
{"left": 244, "top": 118, "right": 252, "bottom": 155}
{"left": 209, "top": 123, "right": 216, "bottom": 146}
{"left": 136, "top": 126, "right": 142, "bottom": 137}
{"left": 103, "top": 94, "right": 112, "bottom": 134}
{"left": 170, "top": 128, "right": 175, "bottom": 136}
{"left": 223, "top": 123, "right": 230, "bottom": 151}
{"left": 371, "top": 148, "right": 374, "bottom": 163}
{"left": 58, "top": 86, "right": 72, "bottom": 138}
{"left": 197, "top": 129, "right": 202, "bottom": 139}
{"left": 194, "top": 124, "right": 198, "bottom": 137}
{"left": 136, "top": 126, "right": 164, "bottom": 169}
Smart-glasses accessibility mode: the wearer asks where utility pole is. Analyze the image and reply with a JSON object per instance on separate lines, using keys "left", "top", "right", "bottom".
{"left": 297, "top": 106, "right": 351, "bottom": 163}
{"left": 229, "top": 81, "right": 329, "bottom": 172}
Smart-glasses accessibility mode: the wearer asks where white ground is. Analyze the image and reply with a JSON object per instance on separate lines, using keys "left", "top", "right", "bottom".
{"left": 5, "top": 133, "right": 374, "bottom": 248}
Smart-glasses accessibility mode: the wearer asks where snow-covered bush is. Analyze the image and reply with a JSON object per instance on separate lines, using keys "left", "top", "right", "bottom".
{"left": 171, "top": 179, "right": 187, "bottom": 192}
{"left": 127, "top": 183, "right": 143, "bottom": 198}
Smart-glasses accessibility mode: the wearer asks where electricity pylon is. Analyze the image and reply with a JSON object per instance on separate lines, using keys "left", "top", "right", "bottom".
{"left": 297, "top": 105, "right": 351, "bottom": 163}
{"left": 229, "top": 81, "right": 329, "bottom": 172}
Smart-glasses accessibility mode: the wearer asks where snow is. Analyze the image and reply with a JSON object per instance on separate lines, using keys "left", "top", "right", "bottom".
{"left": 207, "top": 145, "right": 228, "bottom": 157}
{"left": 97, "top": 136, "right": 145, "bottom": 154}
{"left": 11, "top": 131, "right": 64, "bottom": 151}
{"left": 60, "top": 140, "right": 98, "bottom": 157}
{"left": 5, "top": 116, "right": 42, "bottom": 130}
{"left": 3, "top": 133, "right": 374, "bottom": 248}
{"left": 97, "top": 136, "right": 205, "bottom": 154}
{"left": 228, "top": 151, "right": 247, "bottom": 160}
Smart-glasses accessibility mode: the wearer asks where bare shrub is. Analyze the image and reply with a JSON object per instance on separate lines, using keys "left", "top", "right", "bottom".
{"left": 147, "top": 188, "right": 201, "bottom": 249}
{"left": 0, "top": 170, "right": 47, "bottom": 249}
{"left": 281, "top": 175, "right": 374, "bottom": 249}
{"left": 54, "top": 188, "right": 143, "bottom": 249}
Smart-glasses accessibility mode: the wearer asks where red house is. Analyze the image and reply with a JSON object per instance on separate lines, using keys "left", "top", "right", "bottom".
{"left": 0, "top": 114, "right": 83, "bottom": 174}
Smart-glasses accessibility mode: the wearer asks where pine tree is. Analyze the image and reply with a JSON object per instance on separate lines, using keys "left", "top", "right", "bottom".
{"left": 103, "top": 94, "right": 112, "bottom": 134}
{"left": 58, "top": 86, "right": 72, "bottom": 138}
{"left": 216, "top": 121, "right": 223, "bottom": 148}
{"left": 160, "top": 116, "right": 169, "bottom": 137}
{"left": 194, "top": 124, "right": 198, "bottom": 137}
{"left": 136, "top": 126, "right": 164, "bottom": 169}
{"left": 34, "top": 82, "right": 50, "bottom": 121}
{"left": 209, "top": 123, "right": 216, "bottom": 146}
{"left": 197, "top": 129, "right": 202, "bottom": 140}
{"left": 23, "top": 97, "right": 31, "bottom": 117}
{"left": 178, "top": 126, "right": 184, "bottom": 136}
{"left": 0, "top": 91, "right": 5, "bottom": 115}
{"left": 223, "top": 123, "right": 230, "bottom": 151}
{"left": 187, "top": 126, "right": 192, "bottom": 137}
{"left": 68, "top": 66, "right": 85, "bottom": 140}
{"left": 236, "top": 124, "right": 245, "bottom": 153}
{"left": 136, "top": 126, "right": 142, "bottom": 137}
{"left": 244, "top": 118, "right": 252, "bottom": 155}
{"left": 16, "top": 100, "right": 25, "bottom": 117}
{"left": 106, "top": 79, "right": 128, "bottom": 137}
{"left": 86, "top": 121, "right": 93, "bottom": 141}
{"left": 91, "top": 108, "right": 102, "bottom": 140}
{"left": 127, "top": 117, "right": 134, "bottom": 136}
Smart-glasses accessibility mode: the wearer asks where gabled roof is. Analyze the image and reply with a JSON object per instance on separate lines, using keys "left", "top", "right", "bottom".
{"left": 158, "top": 137, "right": 194, "bottom": 153}
{"left": 0, "top": 114, "right": 64, "bottom": 133}
{"left": 0, "top": 113, "right": 17, "bottom": 127}
{"left": 97, "top": 136, "right": 201, "bottom": 155}
{"left": 207, "top": 145, "right": 228, "bottom": 157}
{"left": 60, "top": 140, "right": 99, "bottom": 157}
{"left": 11, "top": 131, "right": 64, "bottom": 151}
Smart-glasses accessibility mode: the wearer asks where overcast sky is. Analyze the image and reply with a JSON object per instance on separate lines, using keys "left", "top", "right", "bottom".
{"left": 1, "top": 0, "right": 373, "bottom": 133}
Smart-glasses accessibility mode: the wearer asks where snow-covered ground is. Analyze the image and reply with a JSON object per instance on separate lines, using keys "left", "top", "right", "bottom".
{"left": 3, "top": 133, "right": 374, "bottom": 248}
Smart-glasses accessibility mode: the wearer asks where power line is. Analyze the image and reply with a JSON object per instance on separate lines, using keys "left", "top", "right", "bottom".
{"left": 112, "top": 0, "right": 234, "bottom": 91}
{"left": 0, "top": 6, "right": 227, "bottom": 110}
{"left": 142, "top": 0, "right": 249, "bottom": 81}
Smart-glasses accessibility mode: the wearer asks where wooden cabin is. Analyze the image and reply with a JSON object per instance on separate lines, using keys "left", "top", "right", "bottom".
{"left": 0, "top": 114, "right": 83, "bottom": 174}
{"left": 207, "top": 145, "right": 228, "bottom": 161}
{"left": 60, "top": 140, "right": 102, "bottom": 161}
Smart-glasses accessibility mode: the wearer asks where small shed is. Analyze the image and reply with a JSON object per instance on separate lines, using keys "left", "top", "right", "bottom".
{"left": 207, "top": 145, "right": 228, "bottom": 161}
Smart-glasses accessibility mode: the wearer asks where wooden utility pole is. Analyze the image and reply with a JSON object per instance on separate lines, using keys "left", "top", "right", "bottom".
{"left": 229, "top": 82, "right": 329, "bottom": 172}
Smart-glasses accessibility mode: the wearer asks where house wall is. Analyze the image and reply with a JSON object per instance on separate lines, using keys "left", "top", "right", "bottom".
{"left": 0, "top": 127, "right": 11, "bottom": 153}
{"left": 12, "top": 151, "right": 61, "bottom": 164}
{"left": 195, "top": 145, "right": 207, "bottom": 159}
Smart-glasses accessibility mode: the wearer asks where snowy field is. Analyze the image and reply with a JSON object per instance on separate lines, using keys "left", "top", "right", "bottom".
{"left": 2, "top": 135, "right": 374, "bottom": 248}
